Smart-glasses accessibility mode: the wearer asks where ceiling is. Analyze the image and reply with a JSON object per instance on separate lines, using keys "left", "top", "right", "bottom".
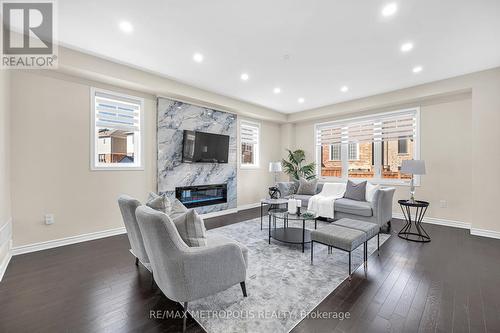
{"left": 58, "top": 0, "right": 500, "bottom": 113}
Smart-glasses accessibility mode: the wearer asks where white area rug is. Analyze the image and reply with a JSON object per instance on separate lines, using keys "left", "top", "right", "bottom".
{"left": 188, "top": 217, "right": 390, "bottom": 333}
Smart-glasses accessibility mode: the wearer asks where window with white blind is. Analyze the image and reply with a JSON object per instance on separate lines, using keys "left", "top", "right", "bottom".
{"left": 316, "top": 108, "right": 419, "bottom": 183}
{"left": 240, "top": 120, "right": 260, "bottom": 168}
{"left": 91, "top": 88, "right": 144, "bottom": 170}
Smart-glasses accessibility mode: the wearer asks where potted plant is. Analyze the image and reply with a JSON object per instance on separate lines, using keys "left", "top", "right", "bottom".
{"left": 281, "top": 149, "right": 316, "bottom": 181}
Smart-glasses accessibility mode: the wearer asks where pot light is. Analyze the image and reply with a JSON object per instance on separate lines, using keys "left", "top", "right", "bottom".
{"left": 412, "top": 66, "right": 423, "bottom": 73}
{"left": 298, "top": 97, "right": 305, "bottom": 104}
{"left": 273, "top": 87, "right": 281, "bottom": 94}
{"left": 401, "top": 42, "right": 414, "bottom": 52}
{"left": 240, "top": 73, "right": 249, "bottom": 81}
{"left": 193, "top": 53, "right": 204, "bottom": 63}
{"left": 382, "top": 3, "right": 397, "bottom": 17}
{"left": 119, "top": 21, "right": 133, "bottom": 33}
{"left": 340, "top": 86, "right": 349, "bottom": 93}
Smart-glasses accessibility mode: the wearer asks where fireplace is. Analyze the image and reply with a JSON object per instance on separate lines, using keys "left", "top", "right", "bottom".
{"left": 175, "top": 184, "right": 227, "bottom": 208}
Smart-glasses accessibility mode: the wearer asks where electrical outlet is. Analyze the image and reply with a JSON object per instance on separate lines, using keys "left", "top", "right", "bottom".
{"left": 439, "top": 200, "right": 447, "bottom": 208}
{"left": 44, "top": 214, "right": 54, "bottom": 225}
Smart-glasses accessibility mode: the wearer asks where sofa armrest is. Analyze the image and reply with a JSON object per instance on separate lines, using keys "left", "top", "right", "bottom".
{"left": 371, "top": 187, "right": 396, "bottom": 227}
{"left": 181, "top": 243, "right": 247, "bottom": 300}
{"left": 276, "top": 181, "right": 296, "bottom": 197}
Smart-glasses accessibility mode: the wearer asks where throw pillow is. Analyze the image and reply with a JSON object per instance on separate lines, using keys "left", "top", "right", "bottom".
{"left": 365, "top": 182, "right": 380, "bottom": 202}
{"left": 169, "top": 198, "right": 189, "bottom": 219}
{"left": 146, "top": 192, "right": 171, "bottom": 213}
{"left": 344, "top": 180, "right": 367, "bottom": 201}
{"left": 296, "top": 177, "right": 318, "bottom": 195}
{"left": 172, "top": 209, "right": 207, "bottom": 247}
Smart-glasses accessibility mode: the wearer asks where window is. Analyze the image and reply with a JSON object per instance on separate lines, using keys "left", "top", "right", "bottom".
{"left": 91, "top": 88, "right": 144, "bottom": 170}
{"left": 329, "top": 144, "right": 341, "bottom": 161}
{"left": 348, "top": 143, "right": 359, "bottom": 160}
{"left": 398, "top": 138, "right": 408, "bottom": 154}
{"left": 240, "top": 120, "right": 260, "bottom": 168}
{"left": 316, "top": 108, "right": 419, "bottom": 183}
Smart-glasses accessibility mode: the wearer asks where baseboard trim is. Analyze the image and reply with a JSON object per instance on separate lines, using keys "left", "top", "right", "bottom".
{"left": 392, "top": 213, "right": 471, "bottom": 230}
{"left": 0, "top": 240, "right": 13, "bottom": 282}
{"left": 11, "top": 227, "right": 126, "bottom": 256}
{"left": 9, "top": 203, "right": 263, "bottom": 257}
{"left": 470, "top": 228, "right": 500, "bottom": 240}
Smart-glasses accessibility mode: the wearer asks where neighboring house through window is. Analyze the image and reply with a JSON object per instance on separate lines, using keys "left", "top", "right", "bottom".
{"left": 240, "top": 120, "right": 260, "bottom": 168}
{"left": 91, "top": 88, "right": 144, "bottom": 170}
{"left": 316, "top": 108, "right": 419, "bottom": 183}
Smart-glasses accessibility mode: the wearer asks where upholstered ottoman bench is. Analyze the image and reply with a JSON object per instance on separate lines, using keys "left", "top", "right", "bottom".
{"left": 333, "top": 218, "right": 380, "bottom": 256}
{"left": 310, "top": 224, "right": 367, "bottom": 279}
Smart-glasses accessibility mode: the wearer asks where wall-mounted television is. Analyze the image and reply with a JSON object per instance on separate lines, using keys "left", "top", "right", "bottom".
{"left": 182, "top": 130, "right": 229, "bottom": 163}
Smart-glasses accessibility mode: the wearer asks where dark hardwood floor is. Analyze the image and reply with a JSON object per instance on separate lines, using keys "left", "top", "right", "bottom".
{"left": 1, "top": 207, "right": 500, "bottom": 333}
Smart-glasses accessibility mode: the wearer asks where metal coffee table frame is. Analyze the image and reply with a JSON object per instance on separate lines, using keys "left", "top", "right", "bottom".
{"left": 268, "top": 211, "right": 317, "bottom": 252}
{"left": 260, "top": 198, "right": 288, "bottom": 230}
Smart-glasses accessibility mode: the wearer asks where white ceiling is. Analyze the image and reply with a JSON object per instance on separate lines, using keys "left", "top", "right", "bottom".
{"left": 58, "top": 0, "right": 500, "bottom": 113}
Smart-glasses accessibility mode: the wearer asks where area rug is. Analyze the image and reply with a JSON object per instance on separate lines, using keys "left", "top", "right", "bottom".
{"left": 188, "top": 217, "right": 390, "bottom": 333}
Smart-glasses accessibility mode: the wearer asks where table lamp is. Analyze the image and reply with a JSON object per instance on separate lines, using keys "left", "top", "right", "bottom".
{"left": 268, "top": 162, "right": 283, "bottom": 199}
{"left": 401, "top": 160, "right": 426, "bottom": 203}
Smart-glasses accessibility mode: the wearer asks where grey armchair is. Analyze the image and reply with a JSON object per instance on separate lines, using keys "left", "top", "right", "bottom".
{"left": 135, "top": 206, "right": 248, "bottom": 332}
{"left": 118, "top": 195, "right": 151, "bottom": 270}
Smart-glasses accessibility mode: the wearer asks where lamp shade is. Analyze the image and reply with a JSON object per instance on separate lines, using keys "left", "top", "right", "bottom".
{"left": 401, "top": 160, "right": 426, "bottom": 175}
{"left": 269, "top": 162, "right": 283, "bottom": 172}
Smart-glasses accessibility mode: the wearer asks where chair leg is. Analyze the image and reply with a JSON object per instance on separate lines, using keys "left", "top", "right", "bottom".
{"left": 348, "top": 251, "right": 352, "bottom": 280}
{"left": 311, "top": 241, "right": 314, "bottom": 264}
{"left": 183, "top": 302, "right": 188, "bottom": 333}
{"left": 135, "top": 257, "right": 139, "bottom": 266}
{"left": 240, "top": 281, "right": 247, "bottom": 297}
{"left": 377, "top": 233, "right": 380, "bottom": 256}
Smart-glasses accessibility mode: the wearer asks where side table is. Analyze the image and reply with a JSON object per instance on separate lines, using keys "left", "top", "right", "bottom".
{"left": 398, "top": 200, "right": 430, "bottom": 243}
{"left": 260, "top": 198, "right": 288, "bottom": 230}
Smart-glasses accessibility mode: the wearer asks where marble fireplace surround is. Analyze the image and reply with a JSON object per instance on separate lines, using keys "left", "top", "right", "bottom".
{"left": 157, "top": 98, "right": 237, "bottom": 214}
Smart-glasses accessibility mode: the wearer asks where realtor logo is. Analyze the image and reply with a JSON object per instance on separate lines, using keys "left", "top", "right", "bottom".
{"left": 1, "top": 0, "right": 58, "bottom": 68}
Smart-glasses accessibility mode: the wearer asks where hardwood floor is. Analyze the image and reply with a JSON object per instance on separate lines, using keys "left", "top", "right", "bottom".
{"left": 1, "top": 208, "right": 500, "bottom": 332}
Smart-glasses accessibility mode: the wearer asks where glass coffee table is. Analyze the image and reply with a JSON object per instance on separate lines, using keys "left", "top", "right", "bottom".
{"left": 268, "top": 210, "right": 317, "bottom": 252}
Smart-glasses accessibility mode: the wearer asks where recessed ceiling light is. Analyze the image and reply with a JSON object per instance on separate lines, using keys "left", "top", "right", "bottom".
{"left": 340, "top": 86, "right": 349, "bottom": 93}
{"left": 401, "top": 42, "right": 414, "bottom": 52}
{"left": 273, "top": 87, "right": 281, "bottom": 94}
{"left": 382, "top": 3, "right": 398, "bottom": 17}
{"left": 412, "top": 66, "right": 423, "bottom": 73}
{"left": 193, "top": 53, "right": 204, "bottom": 63}
{"left": 119, "top": 21, "right": 133, "bottom": 33}
{"left": 240, "top": 73, "right": 249, "bottom": 81}
{"left": 298, "top": 97, "right": 305, "bottom": 104}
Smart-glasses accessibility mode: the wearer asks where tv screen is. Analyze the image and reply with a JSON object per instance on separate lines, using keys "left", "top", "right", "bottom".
{"left": 182, "top": 130, "right": 229, "bottom": 163}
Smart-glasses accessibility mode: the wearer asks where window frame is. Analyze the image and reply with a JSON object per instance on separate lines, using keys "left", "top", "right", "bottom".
{"left": 90, "top": 87, "right": 145, "bottom": 171}
{"left": 315, "top": 107, "right": 420, "bottom": 186}
{"left": 328, "top": 143, "right": 341, "bottom": 161}
{"left": 239, "top": 119, "right": 261, "bottom": 169}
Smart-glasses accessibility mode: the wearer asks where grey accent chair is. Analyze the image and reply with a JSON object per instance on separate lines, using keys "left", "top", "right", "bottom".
{"left": 118, "top": 195, "right": 151, "bottom": 270}
{"left": 135, "top": 205, "right": 248, "bottom": 332}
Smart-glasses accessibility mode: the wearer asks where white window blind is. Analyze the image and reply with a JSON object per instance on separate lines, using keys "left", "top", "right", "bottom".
{"left": 317, "top": 109, "right": 417, "bottom": 146}
{"left": 95, "top": 91, "right": 141, "bottom": 132}
{"left": 240, "top": 121, "right": 259, "bottom": 145}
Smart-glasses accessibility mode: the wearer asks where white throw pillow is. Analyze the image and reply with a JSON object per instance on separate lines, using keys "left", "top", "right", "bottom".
{"left": 172, "top": 209, "right": 207, "bottom": 247}
{"left": 146, "top": 192, "right": 172, "bottom": 213}
{"left": 365, "top": 183, "right": 380, "bottom": 203}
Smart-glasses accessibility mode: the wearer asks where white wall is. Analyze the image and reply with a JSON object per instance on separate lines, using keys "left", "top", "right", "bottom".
{"left": 237, "top": 117, "right": 283, "bottom": 206}
{"left": 0, "top": 69, "right": 12, "bottom": 272}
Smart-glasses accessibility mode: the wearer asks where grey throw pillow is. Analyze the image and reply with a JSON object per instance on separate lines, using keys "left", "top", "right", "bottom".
{"left": 344, "top": 180, "right": 367, "bottom": 201}
{"left": 169, "top": 198, "right": 189, "bottom": 219}
{"left": 172, "top": 209, "right": 207, "bottom": 247}
{"left": 296, "top": 177, "right": 318, "bottom": 195}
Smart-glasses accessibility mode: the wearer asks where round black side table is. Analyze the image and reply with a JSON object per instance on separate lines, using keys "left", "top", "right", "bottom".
{"left": 398, "top": 200, "right": 430, "bottom": 243}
